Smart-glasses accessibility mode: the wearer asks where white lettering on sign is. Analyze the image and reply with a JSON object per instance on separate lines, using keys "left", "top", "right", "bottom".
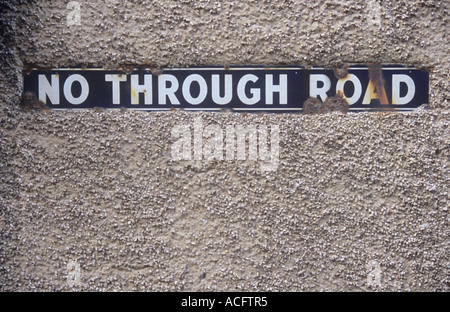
{"left": 31, "top": 68, "right": 424, "bottom": 109}
{"left": 309, "top": 72, "right": 417, "bottom": 106}
{"left": 392, "top": 74, "right": 415, "bottom": 105}
{"left": 265, "top": 74, "right": 288, "bottom": 105}
{"left": 211, "top": 74, "right": 232, "bottom": 105}
{"left": 182, "top": 74, "right": 208, "bottom": 105}
{"left": 130, "top": 74, "right": 152, "bottom": 105}
{"left": 237, "top": 74, "right": 260, "bottom": 105}
{"left": 159, "top": 74, "right": 180, "bottom": 105}
{"left": 39, "top": 74, "right": 60, "bottom": 104}
{"left": 363, "top": 79, "right": 389, "bottom": 105}
{"left": 310, "top": 74, "right": 331, "bottom": 102}
{"left": 64, "top": 74, "right": 89, "bottom": 105}
{"left": 105, "top": 74, "right": 127, "bottom": 104}
{"left": 336, "top": 74, "right": 362, "bottom": 105}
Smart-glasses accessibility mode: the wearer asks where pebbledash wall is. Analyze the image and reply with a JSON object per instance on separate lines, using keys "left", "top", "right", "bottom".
{"left": 0, "top": 0, "right": 448, "bottom": 292}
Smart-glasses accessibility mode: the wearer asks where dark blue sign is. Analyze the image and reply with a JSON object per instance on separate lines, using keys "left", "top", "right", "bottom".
{"left": 23, "top": 66, "right": 429, "bottom": 112}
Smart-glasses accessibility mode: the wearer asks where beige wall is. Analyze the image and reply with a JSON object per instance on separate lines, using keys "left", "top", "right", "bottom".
{"left": 0, "top": 0, "right": 448, "bottom": 291}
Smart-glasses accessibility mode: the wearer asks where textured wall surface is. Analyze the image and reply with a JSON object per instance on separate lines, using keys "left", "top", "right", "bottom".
{"left": 0, "top": 0, "right": 448, "bottom": 291}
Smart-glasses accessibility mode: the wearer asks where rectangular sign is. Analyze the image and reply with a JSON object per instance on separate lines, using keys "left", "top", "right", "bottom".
{"left": 23, "top": 66, "right": 429, "bottom": 112}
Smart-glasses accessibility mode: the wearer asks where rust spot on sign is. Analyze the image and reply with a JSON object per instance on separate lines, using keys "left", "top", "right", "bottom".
{"left": 333, "top": 63, "right": 349, "bottom": 79}
{"left": 323, "top": 93, "right": 348, "bottom": 114}
{"left": 21, "top": 91, "right": 49, "bottom": 112}
{"left": 303, "top": 94, "right": 348, "bottom": 115}
{"left": 150, "top": 68, "right": 163, "bottom": 76}
{"left": 118, "top": 64, "right": 135, "bottom": 75}
{"left": 303, "top": 97, "right": 322, "bottom": 114}
{"left": 368, "top": 63, "right": 384, "bottom": 96}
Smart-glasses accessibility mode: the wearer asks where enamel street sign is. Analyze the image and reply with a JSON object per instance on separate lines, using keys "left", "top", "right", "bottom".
{"left": 23, "top": 66, "right": 429, "bottom": 112}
